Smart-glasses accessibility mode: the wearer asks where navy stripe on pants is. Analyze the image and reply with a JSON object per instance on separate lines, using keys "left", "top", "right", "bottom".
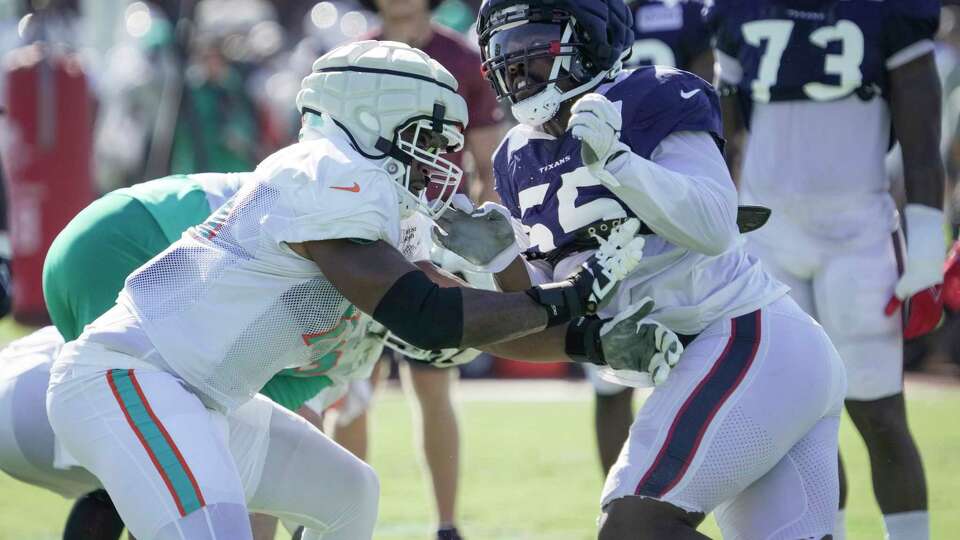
{"left": 635, "top": 309, "right": 762, "bottom": 498}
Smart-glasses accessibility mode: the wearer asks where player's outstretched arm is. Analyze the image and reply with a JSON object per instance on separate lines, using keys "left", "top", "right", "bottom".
{"left": 302, "top": 217, "right": 643, "bottom": 351}
{"left": 303, "top": 239, "right": 548, "bottom": 350}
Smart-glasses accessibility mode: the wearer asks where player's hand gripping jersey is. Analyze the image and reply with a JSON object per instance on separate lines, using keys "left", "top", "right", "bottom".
{"left": 627, "top": 0, "right": 711, "bottom": 69}
{"left": 705, "top": 0, "right": 939, "bottom": 236}
{"left": 494, "top": 68, "right": 787, "bottom": 334}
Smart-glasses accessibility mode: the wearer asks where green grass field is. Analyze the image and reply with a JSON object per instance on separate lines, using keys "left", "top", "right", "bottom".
{"left": 0, "top": 319, "right": 958, "bottom": 539}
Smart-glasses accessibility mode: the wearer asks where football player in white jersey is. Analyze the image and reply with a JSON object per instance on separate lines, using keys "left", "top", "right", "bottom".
{"left": 707, "top": 2, "right": 945, "bottom": 538}
{"left": 425, "top": 1, "right": 847, "bottom": 538}
{"left": 45, "top": 41, "right": 648, "bottom": 540}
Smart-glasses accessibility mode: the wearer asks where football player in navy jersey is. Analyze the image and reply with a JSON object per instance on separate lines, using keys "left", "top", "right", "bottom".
{"left": 433, "top": 0, "right": 847, "bottom": 537}
{"left": 585, "top": 0, "right": 716, "bottom": 477}
{"left": 626, "top": 0, "right": 714, "bottom": 79}
{"left": 706, "top": 2, "right": 944, "bottom": 538}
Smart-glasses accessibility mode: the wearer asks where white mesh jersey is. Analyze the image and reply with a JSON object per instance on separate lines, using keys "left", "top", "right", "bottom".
{"left": 116, "top": 134, "right": 405, "bottom": 411}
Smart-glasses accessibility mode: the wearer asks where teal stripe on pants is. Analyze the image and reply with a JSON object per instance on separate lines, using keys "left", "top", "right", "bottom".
{"left": 108, "top": 370, "right": 204, "bottom": 516}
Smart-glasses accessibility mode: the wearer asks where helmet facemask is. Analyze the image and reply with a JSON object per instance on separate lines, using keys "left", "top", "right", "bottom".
{"left": 480, "top": 4, "right": 622, "bottom": 126}
{"left": 376, "top": 106, "right": 465, "bottom": 220}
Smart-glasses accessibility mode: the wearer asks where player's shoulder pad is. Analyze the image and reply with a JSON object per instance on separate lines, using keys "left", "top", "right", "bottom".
{"left": 602, "top": 67, "right": 723, "bottom": 158}
{"left": 256, "top": 138, "right": 392, "bottom": 193}
{"left": 491, "top": 123, "right": 551, "bottom": 218}
{"left": 493, "top": 123, "right": 554, "bottom": 169}
{"left": 256, "top": 139, "right": 400, "bottom": 245}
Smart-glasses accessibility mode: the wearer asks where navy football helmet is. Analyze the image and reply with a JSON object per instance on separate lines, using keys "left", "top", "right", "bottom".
{"left": 477, "top": 0, "right": 634, "bottom": 126}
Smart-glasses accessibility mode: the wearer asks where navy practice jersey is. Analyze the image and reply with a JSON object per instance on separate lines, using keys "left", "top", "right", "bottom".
{"left": 628, "top": 0, "right": 711, "bottom": 69}
{"left": 493, "top": 67, "right": 722, "bottom": 255}
{"left": 705, "top": 0, "right": 940, "bottom": 103}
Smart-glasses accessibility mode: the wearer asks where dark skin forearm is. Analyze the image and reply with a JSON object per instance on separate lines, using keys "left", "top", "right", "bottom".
{"left": 890, "top": 53, "right": 945, "bottom": 209}
{"left": 687, "top": 49, "right": 715, "bottom": 85}
{"left": 481, "top": 323, "right": 571, "bottom": 362}
{"left": 494, "top": 255, "right": 533, "bottom": 292}
{"left": 414, "top": 258, "right": 571, "bottom": 360}
{"left": 460, "top": 287, "right": 548, "bottom": 346}
{"left": 299, "top": 238, "right": 548, "bottom": 349}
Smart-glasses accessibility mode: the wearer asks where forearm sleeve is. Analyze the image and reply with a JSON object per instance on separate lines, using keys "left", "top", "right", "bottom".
{"left": 373, "top": 270, "right": 464, "bottom": 350}
{"left": 604, "top": 131, "right": 739, "bottom": 255}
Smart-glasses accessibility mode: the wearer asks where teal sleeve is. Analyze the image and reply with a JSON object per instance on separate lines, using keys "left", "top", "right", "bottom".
{"left": 259, "top": 373, "right": 335, "bottom": 412}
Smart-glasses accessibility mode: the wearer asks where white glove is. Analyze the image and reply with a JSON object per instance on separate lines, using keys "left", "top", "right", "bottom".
{"left": 598, "top": 298, "right": 683, "bottom": 386}
{"left": 432, "top": 202, "right": 521, "bottom": 273}
{"left": 568, "top": 93, "right": 630, "bottom": 168}
{"left": 891, "top": 204, "right": 946, "bottom": 302}
{"left": 585, "top": 218, "right": 645, "bottom": 310}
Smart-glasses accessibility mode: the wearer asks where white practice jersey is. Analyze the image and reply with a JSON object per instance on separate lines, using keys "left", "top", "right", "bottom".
{"left": 193, "top": 172, "right": 250, "bottom": 212}
{"left": 738, "top": 97, "right": 898, "bottom": 240}
{"left": 82, "top": 133, "right": 408, "bottom": 411}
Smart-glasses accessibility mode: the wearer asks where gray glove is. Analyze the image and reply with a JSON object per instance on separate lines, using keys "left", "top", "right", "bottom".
{"left": 431, "top": 202, "right": 520, "bottom": 273}
{"left": 600, "top": 298, "right": 683, "bottom": 385}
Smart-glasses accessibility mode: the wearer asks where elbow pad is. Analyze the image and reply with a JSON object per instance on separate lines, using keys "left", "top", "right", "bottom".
{"left": 372, "top": 270, "right": 463, "bottom": 350}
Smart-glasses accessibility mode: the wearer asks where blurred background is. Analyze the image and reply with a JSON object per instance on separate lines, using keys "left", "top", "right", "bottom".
{"left": 0, "top": 2, "right": 959, "bottom": 539}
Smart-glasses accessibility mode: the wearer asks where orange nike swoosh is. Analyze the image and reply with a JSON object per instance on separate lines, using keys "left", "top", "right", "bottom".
{"left": 330, "top": 182, "right": 360, "bottom": 193}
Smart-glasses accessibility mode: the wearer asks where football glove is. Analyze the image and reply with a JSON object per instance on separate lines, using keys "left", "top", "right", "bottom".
{"left": 884, "top": 205, "right": 946, "bottom": 339}
{"left": 568, "top": 93, "right": 630, "bottom": 168}
{"left": 566, "top": 298, "right": 683, "bottom": 386}
{"left": 526, "top": 218, "right": 645, "bottom": 326}
{"left": 432, "top": 202, "right": 521, "bottom": 273}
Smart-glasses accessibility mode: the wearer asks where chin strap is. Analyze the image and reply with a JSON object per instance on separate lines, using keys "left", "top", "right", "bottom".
{"left": 375, "top": 136, "right": 412, "bottom": 165}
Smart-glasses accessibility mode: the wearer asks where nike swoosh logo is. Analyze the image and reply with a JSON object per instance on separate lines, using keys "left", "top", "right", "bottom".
{"left": 680, "top": 89, "right": 701, "bottom": 99}
{"left": 330, "top": 182, "right": 360, "bottom": 193}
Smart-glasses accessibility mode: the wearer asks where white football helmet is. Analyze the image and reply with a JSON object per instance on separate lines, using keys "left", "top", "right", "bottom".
{"left": 296, "top": 40, "right": 469, "bottom": 219}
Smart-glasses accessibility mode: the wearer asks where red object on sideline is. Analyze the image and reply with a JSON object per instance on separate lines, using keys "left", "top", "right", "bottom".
{"left": 1, "top": 44, "right": 95, "bottom": 325}
{"left": 492, "top": 357, "right": 571, "bottom": 379}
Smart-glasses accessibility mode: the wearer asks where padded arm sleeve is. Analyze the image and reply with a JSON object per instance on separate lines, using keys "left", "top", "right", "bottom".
{"left": 372, "top": 270, "right": 464, "bottom": 350}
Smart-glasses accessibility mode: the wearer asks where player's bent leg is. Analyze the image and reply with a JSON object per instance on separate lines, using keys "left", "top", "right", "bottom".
{"left": 47, "top": 355, "right": 252, "bottom": 540}
{"left": 246, "top": 400, "right": 378, "bottom": 540}
{"left": 601, "top": 298, "right": 845, "bottom": 540}
{"left": 599, "top": 496, "right": 708, "bottom": 540}
{"left": 715, "top": 415, "right": 840, "bottom": 540}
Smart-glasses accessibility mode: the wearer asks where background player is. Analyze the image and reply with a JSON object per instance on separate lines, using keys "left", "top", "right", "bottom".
{"left": 448, "top": 1, "right": 848, "bottom": 537}
{"left": 707, "top": 2, "right": 945, "bottom": 538}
